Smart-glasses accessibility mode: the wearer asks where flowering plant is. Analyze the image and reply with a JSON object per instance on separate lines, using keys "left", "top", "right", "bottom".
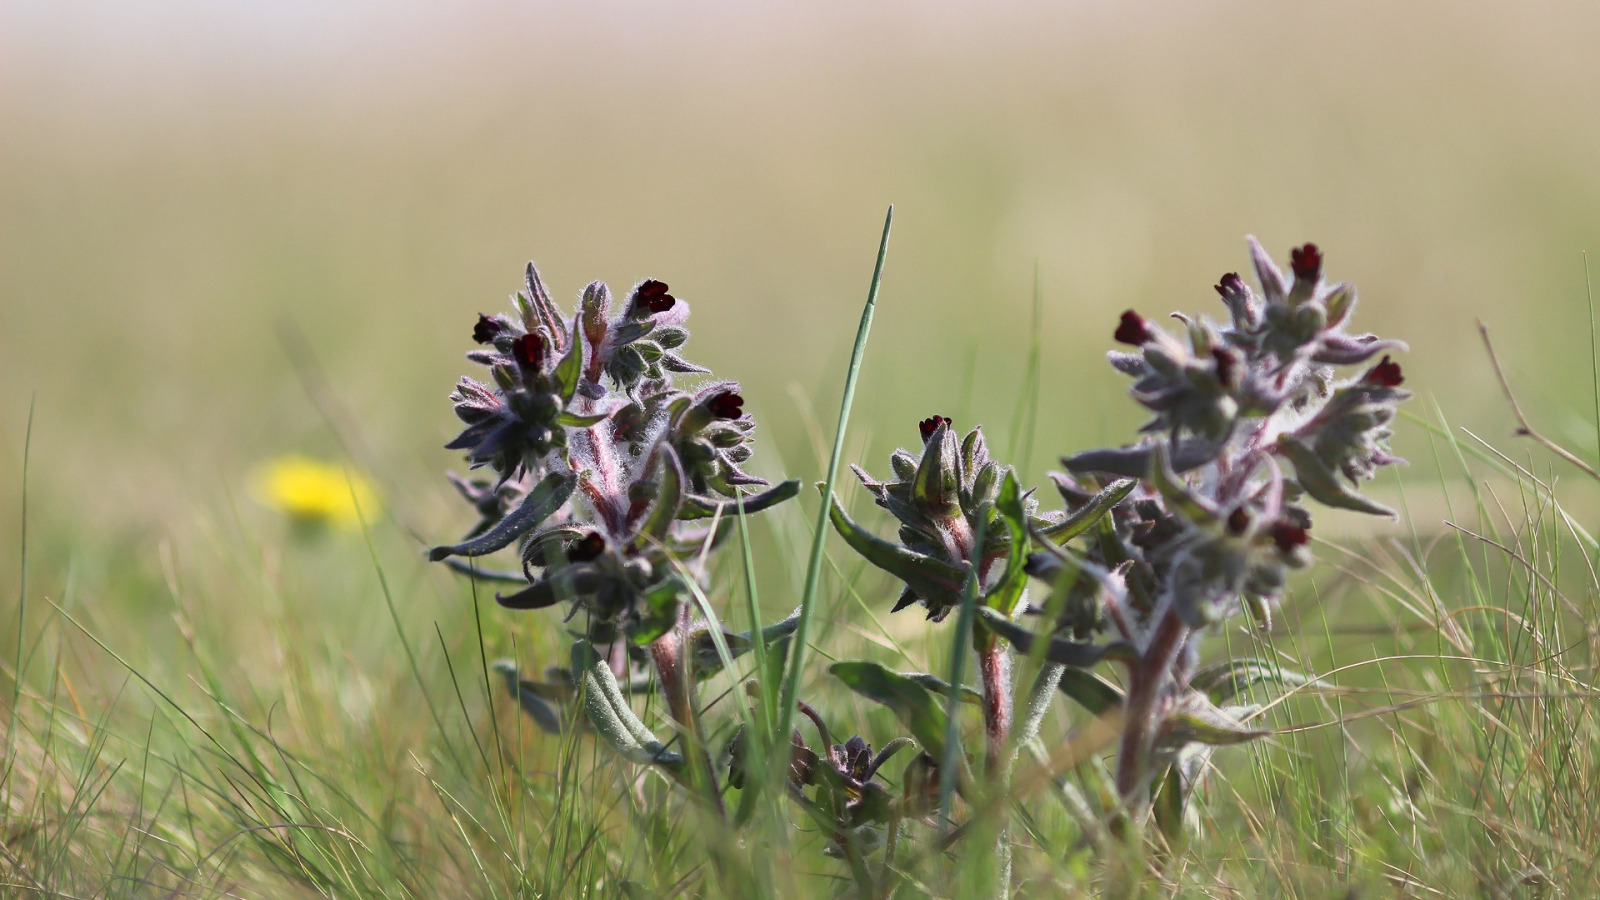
{"left": 432, "top": 264, "right": 798, "bottom": 806}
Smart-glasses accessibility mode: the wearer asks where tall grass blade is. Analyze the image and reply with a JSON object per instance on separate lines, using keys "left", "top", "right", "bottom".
{"left": 775, "top": 205, "right": 893, "bottom": 777}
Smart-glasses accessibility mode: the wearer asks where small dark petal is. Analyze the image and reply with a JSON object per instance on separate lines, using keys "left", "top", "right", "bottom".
{"left": 1290, "top": 243, "right": 1322, "bottom": 281}
{"left": 1212, "top": 348, "right": 1237, "bottom": 386}
{"left": 1214, "top": 272, "right": 1245, "bottom": 297}
{"left": 634, "top": 279, "right": 676, "bottom": 314}
{"left": 707, "top": 390, "right": 745, "bottom": 420}
{"left": 1364, "top": 355, "right": 1405, "bottom": 388}
{"left": 473, "top": 314, "right": 503, "bottom": 344}
{"left": 566, "top": 531, "right": 606, "bottom": 562}
{"left": 1272, "top": 521, "right": 1310, "bottom": 553}
{"left": 917, "top": 415, "right": 951, "bottom": 442}
{"left": 512, "top": 333, "right": 546, "bottom": 369}
{"left": 1114, "top": 310, "right": 1153, "bottom": 346}
{"left": 1226, "top": 507, "right": 1250, "bottom": 536}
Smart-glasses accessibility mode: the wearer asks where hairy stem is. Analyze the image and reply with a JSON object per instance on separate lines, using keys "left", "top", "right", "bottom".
{"left": 650, "top": 610, "right": 725, "bottom": 818}
{"left": 978, "top": 635, "right": 1013, "bottom": 775}
{"left": 1114, "top": 607, "right": 1188, "bottom": 809}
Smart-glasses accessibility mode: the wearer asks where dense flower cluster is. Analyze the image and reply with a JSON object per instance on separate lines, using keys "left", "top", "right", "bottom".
{"left": 1043, "top": 237, "right": 1410, "bottom": 809}
{"left": 431, "top": 264, "right": 797, "bottom": 646}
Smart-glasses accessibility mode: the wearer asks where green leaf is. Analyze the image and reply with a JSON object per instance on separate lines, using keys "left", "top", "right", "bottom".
{"left": 1037, "top": 478, "right": 1136, "bottom": 544}
{"left": 974, "top": 606, "right": 1136, "bottom": 667}
{"left": 901, "top": 672, "right": 982, "bottom": 705}
{"left": 571, "top": 641, "right": 684, "bottom": 771}
{"left": 1148, "top": 443, "right": 1216, "bottom": 524}
{"left": 1190, "top": 659, "right": 1314, "bottom": 705}
{"left": 428, "top": 471, "right": 575, "bottom": 560}
{"left": 632, "top": 446, "right": 685, "bottom": 546}
{"left": 492, "top": 660, "right": 565, "bottom": 734}
{"left": 494, "top": 565, "right": 601, "bottom": 609}
{"left": 912, "top": 424, "right": 958, "bottom": 510}
{"left": 829, "top": 660, "right": 949, "bottom": 761}
{"left": 1156, "top": 699, "right": 1269, "bottom": 750}
{"left": 524, "top": 262, "right": 567, "bottom": 346}
{"left": 1057, "top": 668, "right": 1125, "bottom": 717}
{"left": 556, "top": 410, "right": 608, "bottom": 427}
{"left": 825, "top": 492, "right": 967, "bottom": 601}
{"left": 690, "top": 608, "right": 802, "bottom": 677}
{"left": 982, "top": 470, "right": 1030, "bottom": 616}
{"left": 677, "top": 479, "right": 801, "bottom": 520}
{"left": 1276, "top": 436, "right": 1397, "bottom": 518}
{"left": 629, "top": 577, "right": 686, "bottom": 644}
{"left": 1151, "top": 763, "right": 1187, "bottom": 848}
{"left": 554, "top": 316, "right": 584, "bottom": 404}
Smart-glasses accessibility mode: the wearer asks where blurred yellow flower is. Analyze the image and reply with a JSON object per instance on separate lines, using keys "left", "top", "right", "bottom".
{"left": 250, "top": 455, "right": 380, "bottom": 530}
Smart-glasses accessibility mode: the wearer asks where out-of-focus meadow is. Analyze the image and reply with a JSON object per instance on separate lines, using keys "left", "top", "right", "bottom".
{"left": 8, "top": 0, "right": 1600, "bottom": 546}
{"left": 8, "top": 1, "right": 1600, "bottom": 895}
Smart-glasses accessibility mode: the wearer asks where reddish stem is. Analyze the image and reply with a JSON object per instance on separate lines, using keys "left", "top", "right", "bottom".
{"left": 1114, "top": 607, "right": 1189, "bottom": 806}
{"left": 649, "top": 608, "right": 726, "bottom": 818}
{"left": 978, "top": 635, "right": 1012, "bottom": 775}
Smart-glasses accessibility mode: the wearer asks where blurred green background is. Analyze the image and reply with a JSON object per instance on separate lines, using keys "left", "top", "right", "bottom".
{"left": 6, "top": 0, "right": 1600, "bottom": 598}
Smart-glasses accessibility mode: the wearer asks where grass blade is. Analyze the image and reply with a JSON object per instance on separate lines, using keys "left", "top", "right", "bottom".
{"left": 775, "top": 205, "right": 893, "bottom": 776}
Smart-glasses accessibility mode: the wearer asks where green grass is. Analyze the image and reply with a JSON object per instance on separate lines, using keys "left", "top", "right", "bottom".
{"left": 7, "top": 301, "right": 1600, "bottom": 899}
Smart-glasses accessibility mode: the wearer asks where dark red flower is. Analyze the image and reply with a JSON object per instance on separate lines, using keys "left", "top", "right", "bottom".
{"left": 512, "top": 333, "right": 546, "bottom": 369}
{"left": 634, "top": 279, "right": 676, "bottom": 314}
{"left": 473, "top": 314, "right": 503, "bottom": 344}
{"left": 1271, "top": 521, "right": 1310, "bottom": 553}
{"left": 1214, "top": 272, "right": 1245, "bottom": 297}
{"left": 1363, "top": 355, "right": 1404, "bottom": 388}
{"left": 918, "top": 415, "right": 952, "bottom": 442}
{"left": 1114, "top": 310, "right": 1153, "bottom": 346}
{"left": 1290, "top": 243, "right": 1322, "bottom": 281}
{"left": 567, "top": 531, "right": 606, "bottom": 562}
{"left": 707, "top": 390, "right": 745, "bottom": 420}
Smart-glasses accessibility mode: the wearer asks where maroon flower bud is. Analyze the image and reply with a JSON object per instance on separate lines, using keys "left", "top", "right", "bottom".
{"left": 1226, "top": 507, "right": 1250, "bottom": 536}
{"left": 511, "top": 332, "right": 546, "bottom": 370}
{"left": 1271, "top": 521, "right": 1310, "bottom": 553}
{"left": 633, "top": 279, "right": 676, "bottom": 314}
{"left": 473, "top": 314, "right": 503, "bottom": 345}
{"left": 707, "top": 390, "right": 745, "bottom": 420}
{"left": 1114, "top": 310, "right": 1153, "bottom": 346}
{"left": 918, "top": 415, "right": 952, "bottom": 442}
{"left": 1214, "top": 272, "right": 1245, "bottom": 297}
{"left": 1363, "top": 355, "right": 1404, "bottom": 388}
{"left": 567, "top": 531, "right": 606, "bottom": 562}
{"left": 1290, "top": 244, "right": 1322, "bottom": 282}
